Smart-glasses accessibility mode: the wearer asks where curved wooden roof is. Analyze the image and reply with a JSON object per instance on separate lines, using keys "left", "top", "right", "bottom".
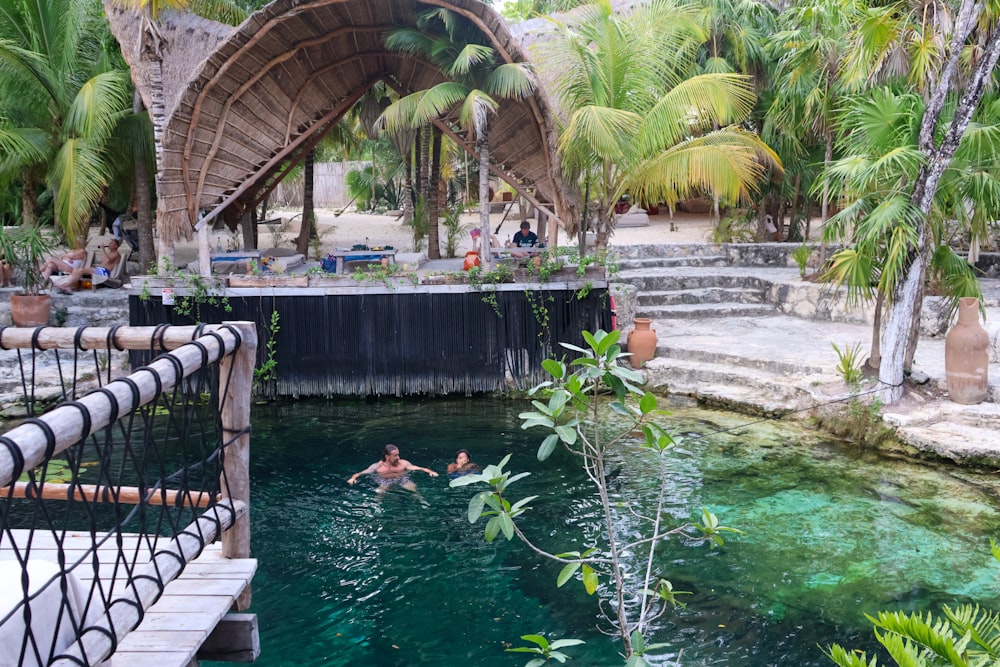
{"left": 105, "top": 0, "right": 575, "bottom": 241}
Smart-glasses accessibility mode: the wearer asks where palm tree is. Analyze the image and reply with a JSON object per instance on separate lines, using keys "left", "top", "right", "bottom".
{"left": 534, "top": 0, "right": 780, "bottom": 248}
{"left": 381, "top": 7, "right": 537, "bottom": 268}
{"left": 819, "top": 87, "right": 991, "bottom": 370}
{"left": 0, "top": 0, "right": 132, "bottom": 241}
{"left": 826, "top": 0, "right": 1000, "bottom": 403}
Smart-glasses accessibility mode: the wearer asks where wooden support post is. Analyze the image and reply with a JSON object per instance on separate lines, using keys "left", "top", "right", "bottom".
{"left": 197, "top": 613, "right": 260, "bottom": 662}
{"left": 198, "top": 224, "right": 212, "bottom": 277}
{"left": 218, "top": 321, "right": 257, "bottom": 610}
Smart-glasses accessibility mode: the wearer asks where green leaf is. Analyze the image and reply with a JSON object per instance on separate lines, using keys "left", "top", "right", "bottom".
{"left": 467, "top": 492, "right": 487, "bottom": 523}
{"left": 519, "top": 634, "right": 549, "bottom": 649}
{"left": 581, "top": 564, "right": 598, "bottom": 594}
{"left": 555, "top": 424, "right": 578, "bottom": 445}
{"left": 510, "top": 495, "right": 538, "bottom": 513}
{"left": 549, "top": 639, "right": 586, "bottom": 649}
{"left": 541, "top": 358, "right": 565, "bottom": 379}
{"left": 484, "top": 516, "right": 500, "bottom": 542}
{"left": 538, "top": 434, "right": 559, "bottom": 460}
{"left": 639, "top": 391, "right": 657, "bottom": 414}
{"left": 498, "top": 511, "right": 515, "bottom": 540}
{"left": 557, "top": 562, "right": 580, "bottom": 587}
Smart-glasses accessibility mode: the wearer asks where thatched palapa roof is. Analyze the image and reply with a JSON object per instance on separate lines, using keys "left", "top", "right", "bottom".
{"left": 104, "top": 0, "right": 578, "bottom": 243}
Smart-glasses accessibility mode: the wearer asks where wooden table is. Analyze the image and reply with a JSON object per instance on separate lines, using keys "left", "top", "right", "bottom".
{"left": 327, "top": 249, "right": 396, "bottom": 274}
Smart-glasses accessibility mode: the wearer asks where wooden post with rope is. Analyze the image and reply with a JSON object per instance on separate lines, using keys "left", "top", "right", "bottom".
{"left": 218, "top": 321, "right": 258, "bottom": 610}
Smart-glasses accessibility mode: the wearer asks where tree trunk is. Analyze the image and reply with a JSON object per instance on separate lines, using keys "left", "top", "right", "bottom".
{"left": 427, "top": 127, "right": 442, "bottom": 259}
{"left": 21, "top": 175, "right": 37, "bottom": 227}
{"left": 877, "top": 5, "right": 1000, "bottom": 404}
{"left": 479, "top": 135, "right": 492, "bottom": 270}
{"left": 788, "top": 174, "right": 801, "bottom": 242}
{"left": 816, "top": 131, "right": 833, "bottom": 267}
{"left": 403, "top": 146, "right": 414, "bottom": 225}
{"left": 132, "top": 91, "right": 156, "bottom": 273}
{"left": 296, "top": 149, "right": 315, "bottom": 256}
{"left": 868, "top": 289, "right": 884, "bottom": 370}
{"left": 243, "top": 205, "right": 257, "bottom": 251}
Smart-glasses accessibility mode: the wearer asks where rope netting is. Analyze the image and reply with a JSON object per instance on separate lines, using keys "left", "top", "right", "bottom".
{"left": 0, "top": 325, "right": 250, "bottom": 667}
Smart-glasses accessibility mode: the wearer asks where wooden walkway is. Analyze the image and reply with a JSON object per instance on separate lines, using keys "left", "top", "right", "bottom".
{"left": 0, "top": 530, "right": 256, "bottom": 666}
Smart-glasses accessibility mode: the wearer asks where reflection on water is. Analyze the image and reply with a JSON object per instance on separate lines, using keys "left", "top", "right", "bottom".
{"left": 227, "top": 398, "right": 1000, "bottom": 667}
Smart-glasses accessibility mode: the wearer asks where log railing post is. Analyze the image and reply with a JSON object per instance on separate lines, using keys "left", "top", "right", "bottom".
{"left": 218, "top": 321, "right": 257, "bottom": 610}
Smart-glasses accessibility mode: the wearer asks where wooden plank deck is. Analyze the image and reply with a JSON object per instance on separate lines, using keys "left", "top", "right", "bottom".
{"left": 0, "top": 530, "right": 256, "bottom": 667}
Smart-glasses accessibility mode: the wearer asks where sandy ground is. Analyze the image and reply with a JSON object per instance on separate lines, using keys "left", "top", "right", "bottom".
{"left": 173, "top": 206, "right": 813, "bottom": 266}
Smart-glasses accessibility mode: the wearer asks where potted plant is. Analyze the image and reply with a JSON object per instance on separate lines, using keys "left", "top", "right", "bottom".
{"left": 0, "top": 225, "right": 58, "bottom": 326}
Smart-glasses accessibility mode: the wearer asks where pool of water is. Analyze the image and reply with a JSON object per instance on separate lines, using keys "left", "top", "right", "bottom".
{"left": 230, "top": 398, "right": 1000, "bottom": 666}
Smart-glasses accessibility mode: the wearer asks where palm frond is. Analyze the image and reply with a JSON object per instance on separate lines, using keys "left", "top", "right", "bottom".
{"left": 50, "top": 137, "right": 110, "bottom": 240}
{"left": 379, "top": 83, "right": 468, "bottom": 133}
{"left": 483, "top": 63, "right": 536, "bottom": 101}
{"left": 822, "top": 248, "right": 877, "bottom": 305}
{"left": 110, "top": 0, "right": 190, "bottom": 21}
{"left": 559, "top": 105, "right": 641, "bottom": 162}
{"left": 447, "top": 43, "right": 494, "bottom": 78}
{"left": 635, "top": 72, "right": 756, "bottom": 154}
{"left": 457, "top": 89, "right": 499, "bottom": 140}
{"left": 0, "top": 38, "right": 60, "bottom": 106}
{"left": 64, "top": 71, "right": 131, "bottom": 144}
{"left": 0, "top": 125, "right": 50, "bottom": 172}
{"left": 626, "top": 129, "right": 776, "bottom": 208}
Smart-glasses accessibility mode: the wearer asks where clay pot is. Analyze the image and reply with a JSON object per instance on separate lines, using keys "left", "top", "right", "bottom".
{"left": 10, "top": 294, "right": 52, "bottom": 327}
{"left": 945, "top": 296, "right": 989, "bottom": 404}
{"left": 627, "top": 318, "right": 656, "bottom": 368}
{"left": 463, "top": 252, "right": 480, "bottom": 271}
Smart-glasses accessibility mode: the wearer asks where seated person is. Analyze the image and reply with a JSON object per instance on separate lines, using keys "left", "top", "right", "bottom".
{"left": 510, "top": 221, "right": 539, "bottom": 258}
{"left": 41, "top": 246, "right": 88, "bottom": 283}
{"left": 54, "top": 240, "right": 121, "bottom": 294}
{"left": 447, "top": 449, "right": 480, "bottom": 478}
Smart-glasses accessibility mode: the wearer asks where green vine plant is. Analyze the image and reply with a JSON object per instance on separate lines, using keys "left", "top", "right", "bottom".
{"left": 350, "top": 261, "right": 418, "bottom": 289}
{"left": 451, "top": 330, "right": 741, "bottom": 666}
{"left": 140, "top": 259, "right": 232, "bottom": 321}
{"left": 468, "top": 263, "right": 515, "bottom": 317}
{"left": 524, "top": 289, "right": 553, "bottom": 342}
{"left": 254, "top": 309, "right": 281, "bottom": 391}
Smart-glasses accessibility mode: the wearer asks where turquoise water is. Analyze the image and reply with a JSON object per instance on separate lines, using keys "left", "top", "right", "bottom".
{"left": 236, "top": 398, "right": 1000, "bottom": 666}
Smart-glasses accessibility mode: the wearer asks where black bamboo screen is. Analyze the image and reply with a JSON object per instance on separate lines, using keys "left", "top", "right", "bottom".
{"left": 130, "top": 288, "right": 611, "bottom": 397}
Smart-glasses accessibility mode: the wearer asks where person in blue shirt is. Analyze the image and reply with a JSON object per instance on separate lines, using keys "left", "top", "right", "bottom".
{"left": 511, "top": 221, "right": 538, "bottom": 247}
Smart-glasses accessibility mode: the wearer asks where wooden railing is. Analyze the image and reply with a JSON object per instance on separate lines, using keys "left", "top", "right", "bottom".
{"left": 0, "top": 322, "right": 257, "bottom": 666}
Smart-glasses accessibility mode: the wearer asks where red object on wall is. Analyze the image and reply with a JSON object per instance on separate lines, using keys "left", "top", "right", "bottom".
{"left": 463, "top": 252, "right": 481, "bottom": 271}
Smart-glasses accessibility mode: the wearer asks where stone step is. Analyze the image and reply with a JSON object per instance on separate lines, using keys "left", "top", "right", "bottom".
{"left": 616, "top": 272, "right": 774, "bottom": 292}
{"left": 894, "top": 422, "right": 1000, "bottom": 464}
{"left": 636, "top": 287, "right": 768, "bottom": 307}
{"left": 615, "top": 256, "right": 729, "bottom": 271}
{"left": 640, "top": 356, "right": 818, "bottom": 414}
{"left": 636, "top": 302, "right": 777, "bottom": 320}
{"left": 612, "top": 244, "right": 727, "bottom": 261}
{"left": 654, "top": 344, "right": 827, "bottom": 376}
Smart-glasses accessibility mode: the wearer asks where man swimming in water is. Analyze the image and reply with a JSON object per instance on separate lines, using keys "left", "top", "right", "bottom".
{"left": 348, "top": 444, "right": 438, "bottom": 493}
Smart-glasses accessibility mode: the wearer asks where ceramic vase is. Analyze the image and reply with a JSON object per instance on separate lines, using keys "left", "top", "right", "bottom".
{"left": 10, "top": 294, "right": 52, "bottom": 327}
{"left": 945, "top": 296, "right": 989, "bottom": 404}
{"left": 627, "top": 318, "right": 656, "bottom": 369}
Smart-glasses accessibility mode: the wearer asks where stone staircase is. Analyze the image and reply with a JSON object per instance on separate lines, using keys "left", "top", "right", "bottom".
{"left": 609, "top": 244, "right": 1000, "bottom": 464}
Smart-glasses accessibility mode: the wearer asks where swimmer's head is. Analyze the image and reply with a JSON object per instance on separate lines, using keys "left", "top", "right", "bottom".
{"left": 455, "top": 449, "right": 470, "bottom": 466}
{"left": 382, "top": 444, "right": 399, "bottom": 461}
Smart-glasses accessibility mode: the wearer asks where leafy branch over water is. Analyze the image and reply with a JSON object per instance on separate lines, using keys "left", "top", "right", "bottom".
{"left": 452, "top": 329, "right": 741, "bottom": 665}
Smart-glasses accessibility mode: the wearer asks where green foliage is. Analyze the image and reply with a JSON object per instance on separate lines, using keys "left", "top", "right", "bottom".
{"left": 791, "top": 244, "right": 812, "bottom": 278}
{"left": 832, "top": 341, "right": 865, "bottom": 388}
{"left": 0, "top": 224, "right": 58, "bottom": 295}
{"left": 467, "top": 263, "right": 515, "bottom": 316}
{"left": 825, "top": 547, "right": 1000, "bottom": 666}
{"left": 254, "top": 309, "right": 280, "bottom": 390}
{"left": 451, "top": 329, "right": 739, "bottom": 662}
{"left": 350, "top": 261, "right": 417, "bottom": 288}
{"left": 441, "top": 204, "right": 471, "bottom": 258}
{"left": 710, "top": 213, "right": 757, "bottom": 243}
{"left": 506, "top": 634, "right": 586, "bottom": 667}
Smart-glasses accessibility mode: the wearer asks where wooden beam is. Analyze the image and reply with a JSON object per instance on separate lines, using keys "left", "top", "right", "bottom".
{"left": 197, "top": 613, "right": 260, "bottom": 663}
{"left": 10, "top": 482, "right": 217, "bottom": 508}
{"left": 0, "top": 324, "right": 230, "bottom": 352}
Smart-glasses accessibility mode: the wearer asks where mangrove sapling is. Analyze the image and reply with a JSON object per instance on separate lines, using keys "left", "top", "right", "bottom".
{"left": 452, "top": 329, "right": 741, "bottom": 665}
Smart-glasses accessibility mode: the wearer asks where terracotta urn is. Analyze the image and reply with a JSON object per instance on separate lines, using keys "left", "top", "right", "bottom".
{"left": 10, "top": 294, "right": 52, "bottom": 327}
{"left": 945, "top": 296, "right": 989, "bottom": 404}
{"left": 626, "top": 317, "right": 656, "bottom": 368}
